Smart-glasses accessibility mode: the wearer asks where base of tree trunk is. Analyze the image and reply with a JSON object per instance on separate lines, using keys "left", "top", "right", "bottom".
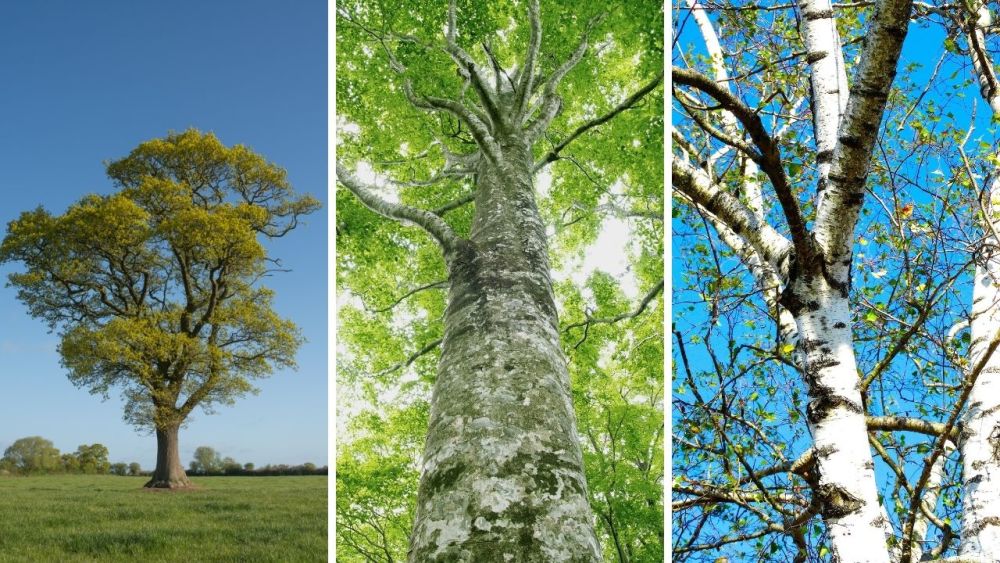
{"left": 142, "top": 476, "right": 192, "bottom": 489}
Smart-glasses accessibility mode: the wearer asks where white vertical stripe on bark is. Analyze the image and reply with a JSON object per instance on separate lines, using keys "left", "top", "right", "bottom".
{"left": 798, "top": 0, "right": 850, "bottom": 182}
{"left": 962, "top": 7, "right": 1000, "bottom": 558}
{"left": 962, "top": 180, "right": 1000, "bottom": 560}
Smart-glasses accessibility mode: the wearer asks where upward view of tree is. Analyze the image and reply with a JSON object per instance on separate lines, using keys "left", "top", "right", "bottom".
{"left": 673, "top": 0, "right": 1000, "bottom": 561}
{"left": 337, "top": 0, "right": 663, "bottom": 560}
{"left": 0, "top": 129, "right": 319, "bottom": 489}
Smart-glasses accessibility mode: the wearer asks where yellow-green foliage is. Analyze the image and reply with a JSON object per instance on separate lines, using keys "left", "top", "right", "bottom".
{"left": 0, "top": 129, "right": 320, "bottom": 431}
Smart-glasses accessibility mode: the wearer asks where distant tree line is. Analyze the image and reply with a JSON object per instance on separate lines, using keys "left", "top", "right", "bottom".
{"left": 0, "top": 437, "right": 324, "bottom": 477}
{"left": 0, "top": 436, "right": 141, "bottom": 476}
{"left": 186, "top": 446, "right": 326, "bottom": 476}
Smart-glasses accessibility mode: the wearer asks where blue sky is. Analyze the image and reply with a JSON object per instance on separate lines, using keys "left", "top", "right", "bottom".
{"left": 0, "top": 0, "right": 327, "bottom": 469}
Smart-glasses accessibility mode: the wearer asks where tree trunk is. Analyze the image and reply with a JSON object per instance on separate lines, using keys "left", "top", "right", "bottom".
{"left": 961, "top": 206, "right": 1000, "bottom": 560}
{"left": 144, "top": 424, "right": 191, "bottom": 489}
{"left": 961, "top": 12, "right": 1000, "bottom": 555}
{"left": 783, "top": 277, "right": 891, "bottom": 562}
{"left": 407, "top": 137, "right": 601, "bottom": 561}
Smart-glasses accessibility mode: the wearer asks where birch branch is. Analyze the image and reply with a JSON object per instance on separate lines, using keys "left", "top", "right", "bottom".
{"left": 814, "top": 0, "right": 913, "bottom": 264}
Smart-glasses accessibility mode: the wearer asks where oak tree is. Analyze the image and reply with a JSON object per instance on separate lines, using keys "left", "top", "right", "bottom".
{"left": 0, "top": 129, "right": 319, "bottom": 489}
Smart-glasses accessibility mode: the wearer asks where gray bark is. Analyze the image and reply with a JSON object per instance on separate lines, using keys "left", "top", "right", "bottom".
{"left": 407, "top": 136, "right": 601, "bottom": 561}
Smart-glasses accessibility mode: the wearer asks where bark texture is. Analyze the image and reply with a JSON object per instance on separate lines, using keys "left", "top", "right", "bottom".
{"left": 962, "top": 190, "right": 1000, "bottom": 561}
{"left": 144, "top": 425, "right": 191, "bottom": 489}
{"left": 960, "top": 7, "right": 1000, "bottom": 559}
{"left": 407, "top": 138, "right": 600, "bottom": 562}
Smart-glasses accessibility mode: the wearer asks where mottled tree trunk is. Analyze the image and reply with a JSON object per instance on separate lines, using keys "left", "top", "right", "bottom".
{"left": 144, "top": 424, "right": 191, "bottom": 489}
{"left": 408, "top": 138, "right": 601, "bottom": 561}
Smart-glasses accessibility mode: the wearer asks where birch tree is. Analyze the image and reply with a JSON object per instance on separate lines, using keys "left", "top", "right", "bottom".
{"left": 673, "top": 0, "right": 914, "bottom": 561}
{"left": 673, "top": 0, "right": 1000, "bottom": 560}
{"left": 337, "top": 0, "right": 663, "bottom": 560}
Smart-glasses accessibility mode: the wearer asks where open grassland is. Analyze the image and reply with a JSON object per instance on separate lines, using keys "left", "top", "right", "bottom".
{"left": 0, "top": 475, "right": 327, "bottom": 562}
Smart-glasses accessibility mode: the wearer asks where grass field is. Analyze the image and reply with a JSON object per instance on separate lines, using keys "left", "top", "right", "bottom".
{"left": 0, "top": 475, "right": 327, "bottom": 562}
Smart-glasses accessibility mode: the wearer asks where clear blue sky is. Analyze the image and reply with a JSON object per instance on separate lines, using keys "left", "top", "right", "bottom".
{"left": 0, "top": 0, "right": 327, "bottom": 469}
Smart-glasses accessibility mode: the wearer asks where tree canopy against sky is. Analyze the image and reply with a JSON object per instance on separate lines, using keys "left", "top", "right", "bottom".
{"left": 336, "top": 0, "right": 663, "bottom": 560}
{"left": 673, "top": 0, "right": 1000, "bottom": 561}
{"left": 0, "top": 130, "right": 320, "bottom": 489}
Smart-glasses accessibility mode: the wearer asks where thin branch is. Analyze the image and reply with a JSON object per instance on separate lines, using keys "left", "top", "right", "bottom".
{"left": 534, "top": 71, "right": 664, "bottom": 169}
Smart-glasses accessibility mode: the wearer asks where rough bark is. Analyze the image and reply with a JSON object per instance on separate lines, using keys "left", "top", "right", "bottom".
{"left": 407, "top": 136, "right": 601, "bottom": 562}
{"left": 144, "top": 425, "right": 191, "bottom": 489}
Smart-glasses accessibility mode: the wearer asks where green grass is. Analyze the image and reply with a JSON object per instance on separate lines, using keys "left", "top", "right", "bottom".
{"left": 0, "top": 475, "right": 327, "bottom": 562}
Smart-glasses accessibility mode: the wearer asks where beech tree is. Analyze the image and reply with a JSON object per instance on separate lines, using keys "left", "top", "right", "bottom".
{"left": 0, "top": 129, "right": 319, "bottom": 489}
{"left": 673, "top": 0, "right": 1000, "bottom": 561}
{"left": 337, "top": 0, "right": 663, "bottom": 560}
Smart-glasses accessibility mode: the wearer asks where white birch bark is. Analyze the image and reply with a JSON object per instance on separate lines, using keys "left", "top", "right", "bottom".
{"left": 962, "top": 181, "right": 1000, "bottom": 561}
{"left": 798, "top": 0, "right": 851, "bottom": 183}
{"left": 960, "top": 6, "right": 1000, "bottom": 559}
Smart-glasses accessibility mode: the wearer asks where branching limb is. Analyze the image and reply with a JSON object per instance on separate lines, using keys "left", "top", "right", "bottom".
{"left": 336, "top": 163, "right": 462, "bottom": 252}
{"left": 813, "top": 0, "right": 913, "bottom": 265}
{"left": 673, "top": 66, "right": 809, "bottom": 258}
{"left": 563, "top": 280, "right": 664, "bottom": 348}
{"left": 375, "top": 338, "right": 443, "bottom": 377}
{"left": 433, "top": 192, "right": 476, "bottom": 216}
{"left": 673, "top": 158, "right": 793, "bottom": 274}
{"left": 402, "top": 82, "right": 502, "bottom": 163}
{"left": 364, "top": 280, "right": 449, "bottom": 314}
{"left": 445, "top": 0, "right": 503, "bottom": 127}
{"left": 534, "top": 71, "right": 664, "bottom": 167}
{"left": 515, "top": 0, "right": 542, "bottom": 117}
{"left": 524, "top": 13, "right": 605, "bottom": 132}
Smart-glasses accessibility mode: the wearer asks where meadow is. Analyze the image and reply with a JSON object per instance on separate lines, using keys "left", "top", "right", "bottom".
{"left": 0, "top": 475, "right": 327, "bottom": 562}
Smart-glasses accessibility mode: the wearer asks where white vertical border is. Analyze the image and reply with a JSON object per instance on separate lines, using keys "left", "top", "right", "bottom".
{"left": 663, "top": 0, "right": 673, "bottom": 561}
{"left": 328, "top": 0, "right": 337, "bottom": 561}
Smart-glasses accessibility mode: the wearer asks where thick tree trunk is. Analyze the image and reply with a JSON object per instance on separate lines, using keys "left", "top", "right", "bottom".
{"left": 144, "top": 424, "right": 191, "bottom": 489}
{"left": 408, "top": 138, "right": 601, "bottom": 561}
{"left": 784, "top": 277, "right": 891, "bottom": 562}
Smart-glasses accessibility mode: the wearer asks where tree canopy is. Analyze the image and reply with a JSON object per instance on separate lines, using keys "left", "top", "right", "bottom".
{"left": 0, "top": 129, "right": 320, "bottom": 488}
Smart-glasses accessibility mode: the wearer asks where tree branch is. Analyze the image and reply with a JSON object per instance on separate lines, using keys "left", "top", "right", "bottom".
{"left": 673, "top": 158, "right": 793, "bottom": 273}
{"left": 534, "top": 71, "right": 664, "bottom": 169}
{"left": 813, "top": 0, "right": 913, "bottom": 265}
{"left": 563, "top": 279, "right": 664, "bottom": 348}
{"left": 336, "top": 163, "right": 462, "bottom": 252}
{"left": 673, "top": 66, "right": 810, "bottom": 259}
{"left": 524, "top": 13, "right": 605, "bottom": 135}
